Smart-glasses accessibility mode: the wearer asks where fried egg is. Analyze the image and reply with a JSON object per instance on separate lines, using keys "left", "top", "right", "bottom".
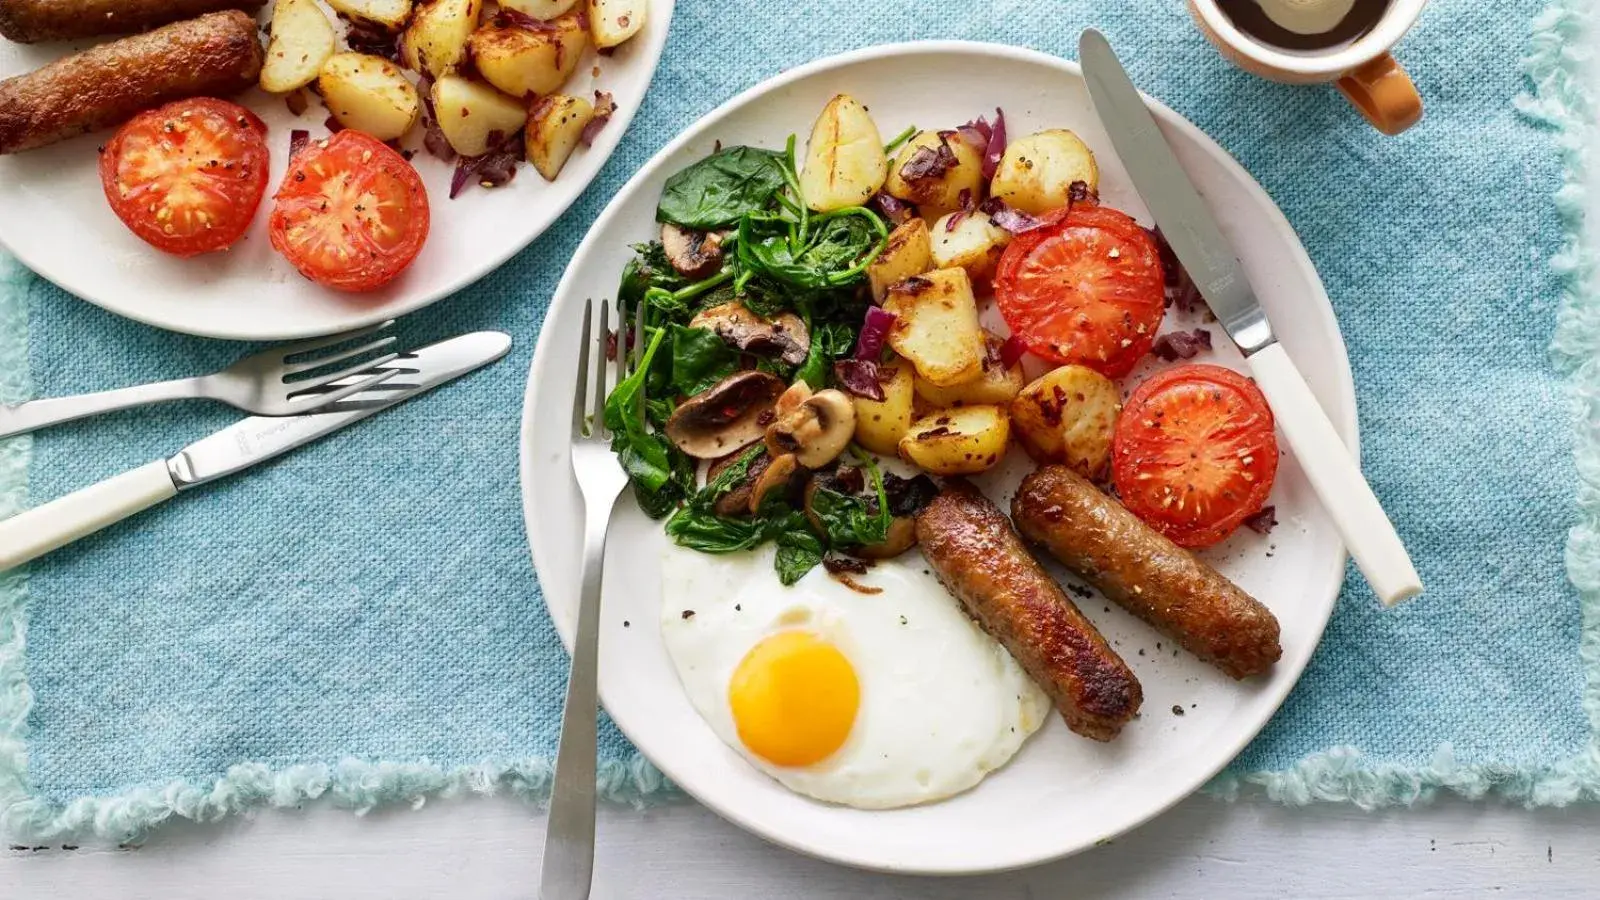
{"left": 659, "top": 543, "right": 1050, "bottom": 809}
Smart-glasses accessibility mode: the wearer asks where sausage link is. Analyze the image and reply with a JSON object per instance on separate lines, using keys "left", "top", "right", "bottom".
{"left": 0, "top": 0, "right": 264, "bottom": 44}
{"left": 1012, "top": 465, "right": 1282, "bottom": 679}
{"left": 915, "top": 479, "right": 1142, "bottom": 741}
{"left": 0, "top": 11, "right": 263, "bottom": 154}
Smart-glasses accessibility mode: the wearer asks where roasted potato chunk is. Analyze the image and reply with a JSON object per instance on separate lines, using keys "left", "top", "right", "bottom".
{"left": 850, "top": 359, "right": 914, "bottom": 456}
{"left": 798, "top": 93, "right": 888, "bottom": 213}
{"left": 430, "top": 75, "right": 527, "bottom": 156}
{"left": 898, "top": 405, "right": 1010, "bottom": 476}
{"left": 1010, "top": 365, "right": 1121, "bottom": 480}
{"left": 867, "top": 218, "right": 933, "bottom": 303}
{"left": 317, "top": 53, "right": 421, "bottom": 142}
{"left": 588, "top": 0, "right": 645, "bottom": 49}
{"left": 882, "top": 268, "right": 986, "bottom": 388}
{"left": 990, "top": 129, "right": 1099, "bottom": 215}
{"left": 526, "top": 93, "right": 595, "bottom": 179}
{"left": 884, "top": 129, "right": 985, "bottom": 217}
{"left": 261, "top": 0, "right": 336, "bottom": 94}
{"left": 470, "top": 11, "right": 587, "bottom": 99}
{"left": 402, "top": 0, "right": 482, "bottom": 78}
{"left": 914, "top": 335, "right": 1023, "bottom": 408}
{"left": 326, "top": 0, "right": 413, "bottom": 29}
{"left": 929, "top": 210, "right": 1011, "bottom": 284}
{"left": 500, "top": 0, "right": 578, "bottom": 17}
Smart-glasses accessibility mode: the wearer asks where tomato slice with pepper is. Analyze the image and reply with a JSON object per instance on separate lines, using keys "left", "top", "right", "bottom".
{"left": 994, "top": 202, "right": 1165, "bottom": 378}
{"left": 98, "top": 98, "right": 269, "bottom": 258}
{"left": 268, "top": 130, "right": 429, "bottom": 292}
{"left": 1111, "top": 364, "right": 1278, "bottom": 548}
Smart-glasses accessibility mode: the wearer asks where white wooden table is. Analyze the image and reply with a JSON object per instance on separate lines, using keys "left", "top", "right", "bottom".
{"left": 5, "top": 32, "right": 1598, "bottom": 900}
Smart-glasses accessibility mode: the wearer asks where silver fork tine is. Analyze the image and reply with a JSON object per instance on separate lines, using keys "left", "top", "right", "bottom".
{"left": 573, "top": 298, "right": 593, "bottom": 437}
{"left": 285, "top": 366, "right": 403, "bottom": 407}
{"left": 279, "top": 320, "right": 395, "bottom": 361}
{"left": 613, "top": 297, "right": 627, "bottom": 391}
{"left": 290, "top": 352, "right": 402, "bottom": 393}
{"left": 283, "top": 335, "right": 398, "bottom": 375}
{"left": 630, "top": 297, "right": 645, "bottom": 374}
{"left": 594, "top": 300, "right": 611, "bottom": 441}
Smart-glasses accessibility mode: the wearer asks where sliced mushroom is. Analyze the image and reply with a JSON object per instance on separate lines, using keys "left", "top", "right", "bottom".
{"left": 854, "top": 517, "right": 917, "bottom": 559}
{"left": 665, "top": 371, "right": 785, "bottom": 459}
{"left": 766, "top": 388, "right": 856, "bottom": 468}
{"left": 774, "top": 381, "right": 813, "bottom": 417}
{"left": 705, "top": 449, "right": 772, "bottom": 516}
{"left": 661, "top": 223, "right": 727, "bottom": 280}
{"left": 688, "top": 301, "right": 811, "bottom": 366}
{"left": 748, "top": 453, "right": 800, "bottom": 515}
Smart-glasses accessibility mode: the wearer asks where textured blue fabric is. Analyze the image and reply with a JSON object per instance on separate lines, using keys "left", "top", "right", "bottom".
{"left": 0, "top": 0, "right": 1593, "bottom": 837}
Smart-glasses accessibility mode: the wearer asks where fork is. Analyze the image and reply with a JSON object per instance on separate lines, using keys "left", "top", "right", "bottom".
{"left": 540, "top": 296, "right": 633, "bottom": 900}
{"left": 0, "top": 321, "right": 403, "bottom": 439}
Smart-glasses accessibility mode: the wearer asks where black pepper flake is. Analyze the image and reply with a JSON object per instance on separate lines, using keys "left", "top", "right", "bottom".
{"left": 734, "top": 604, "right": 741, "bottom": 611}
{"left": 681, "top": 610, "right": 695, "bottom": 619}
{"left": 622, "top": 620, "right": 630, "bottom": 627}
{"left": 1171, "top": 705, "right": 1185, "bottom": 716}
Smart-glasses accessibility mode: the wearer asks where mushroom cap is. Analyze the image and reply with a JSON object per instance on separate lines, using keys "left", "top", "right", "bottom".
{"left": 660, "top": 223, "right": 727, "bottom": 281}
{"left": 748, "top": 453, "right": 801, "bottom": 515}
{"left": 766, "top": 388, "right": 857, "bottom": 469}
{"left": 688, "top": 301, "right": 811, "bottom": 366}
{"left": 665, "top": 371, "right": 786, "bottom": 459}
{"left": 853, "top": 516, "right": 918, "bottom": 559}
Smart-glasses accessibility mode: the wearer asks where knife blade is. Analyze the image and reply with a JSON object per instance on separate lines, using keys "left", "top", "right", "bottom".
{"left": 0, "top": 331, "right": 512, "bottom": 571}
{"left": 1078, "top": 29, "right": 1422, "bottom": 605}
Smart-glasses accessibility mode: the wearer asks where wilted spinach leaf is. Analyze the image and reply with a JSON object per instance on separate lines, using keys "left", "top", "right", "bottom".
{"left": 658, "top": 146, "right": 788, "bottom": 230}
{"left": 670, "top": 325, "right": 739, "bottom": 395}
{"left": 795, "top": 320, "right": 858, "bottom": 390}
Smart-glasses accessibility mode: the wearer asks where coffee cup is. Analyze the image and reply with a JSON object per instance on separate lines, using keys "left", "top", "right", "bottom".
{"left": 1187, "top": 0, "right": 1426, "bottom": 135}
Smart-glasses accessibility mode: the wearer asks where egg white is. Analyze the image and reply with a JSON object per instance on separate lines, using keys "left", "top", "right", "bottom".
{"left": 659, "top": 543, "right": 1050, "bottom": 809}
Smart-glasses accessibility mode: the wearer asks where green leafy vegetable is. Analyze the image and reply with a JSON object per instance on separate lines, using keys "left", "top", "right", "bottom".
{"left": 795, "top": 320, "right": 857, "bottom": 390}
{"left": 808, "top": 452, "right": 894, "bottom": 548}
{"left": 737, "top": 208, "right": 888, "bottom": 292}
{"left": 884, "top": 124, "right": 917, "bottom": 155}
{"left": 773, "top": 520, "right": 826, "bottom": 585}
{"left": 670, "top": 325, "right": 739, "bottom": 396}
{"left": 657, "top": 146, "right": 788, "bottom": 230}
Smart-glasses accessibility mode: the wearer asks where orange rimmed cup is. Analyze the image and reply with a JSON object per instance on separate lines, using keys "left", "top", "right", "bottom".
{"left": 1187, "top": 0, "right": 1426, "bottom": 135}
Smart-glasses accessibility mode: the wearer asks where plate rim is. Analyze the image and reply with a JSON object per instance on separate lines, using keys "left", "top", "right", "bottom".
{"left": 519, "top": 38, "right": 1356, "bottom": 875}
{"left": 0, "top": 0, "right": 676, "bottom": 342}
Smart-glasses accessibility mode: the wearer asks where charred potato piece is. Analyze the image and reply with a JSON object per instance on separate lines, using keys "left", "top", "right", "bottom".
{"left": 317, "top": 53, "right": 420, "bottom": 142}
{"left": 881, "top": 268, "right": 986, "bottom": 388}
{"left": 867, "top": 218, "right": 933, "bottom": 304}
{"left": 898, "top": 405, "right": 1010, "bottom": 476}
{"left": 401, "top": 0, "right": 482, "bottom": 78}
{"left": 526, "top": 93, "right": 594, "bottom": 179}
{"left": 1010, "top": 365, "right": 1121, "bottom": 480}
{"left": 260, "top": 0, "right": 336, "bottom": 94}
{"left": 471, "top": 11, "right": 587, "bottom": 99}
{"left": 929, "top": 210, "right": 1010, "bottom": 285}
{"left": 884, "top": 129, "right": 985, "bottom": 217}
{"left": 850, "top": 358, "right": 914, "bottom": 456}
{"left": 990, "top": 129, "right": 1099, "bottom": 215}
{"left": 914, "top": 334, "right": 1023, "bottom": 408}
{"left": 431, "top": 75, "right": 527, "bottom": 157}
{"left": 799, "top": 93, "right": 888, "bottom": 213}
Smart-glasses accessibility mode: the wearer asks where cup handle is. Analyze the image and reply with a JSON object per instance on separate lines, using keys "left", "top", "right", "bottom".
{"left": 1336, "top": 53, "right": 1422, "bottom": 135}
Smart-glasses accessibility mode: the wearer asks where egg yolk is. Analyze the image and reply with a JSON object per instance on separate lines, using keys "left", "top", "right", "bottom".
{"left": 728, "top": 631, "right": 859, "bottom": 768}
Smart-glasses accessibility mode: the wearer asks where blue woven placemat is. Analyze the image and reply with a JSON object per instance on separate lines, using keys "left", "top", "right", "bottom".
{"left": 0, "top": 0, "right": 1594, "bottom": 842}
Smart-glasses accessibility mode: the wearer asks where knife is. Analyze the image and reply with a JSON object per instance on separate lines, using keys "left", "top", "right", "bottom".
{"left": 1078, "top": 29, "right": 1421, "bottom": 606}
{"left": 0, "top": 331, "right": 512, "bottom": 573}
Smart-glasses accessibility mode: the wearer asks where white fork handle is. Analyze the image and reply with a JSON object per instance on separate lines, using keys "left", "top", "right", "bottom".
{"left": 1247, "top": 343, "right": 1422, "bottom": 606}
{"left": 539, "top": 498, "right": 611, "bottom": 900}
{"left": 0, "top": 460, "right": 178, "bottom": 572}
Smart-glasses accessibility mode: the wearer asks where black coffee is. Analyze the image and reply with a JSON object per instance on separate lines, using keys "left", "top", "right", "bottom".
{"left": 1215, "top": 0, "right": 1391, "bottom": 53}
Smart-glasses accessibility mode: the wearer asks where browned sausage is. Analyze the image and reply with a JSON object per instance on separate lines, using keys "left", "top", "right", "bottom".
{"left": 0, "top": 0, "right": 264, "bottom": 44}
{"left": 0, "top": 11, "right": 262, "bottom": 154}
{"left": 915, "top": 479, "right": 1142, "bottom": 741}
{"left": 1012, "top": 465, "right": 1282, "bottom": 680}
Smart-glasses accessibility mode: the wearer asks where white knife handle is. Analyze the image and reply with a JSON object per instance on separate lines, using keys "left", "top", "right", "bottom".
{"left": 0, "top": 460, "right": 178, "bottom": 572}
{"left": 1247, "top": 343, "right": 1422, "bottom": 606}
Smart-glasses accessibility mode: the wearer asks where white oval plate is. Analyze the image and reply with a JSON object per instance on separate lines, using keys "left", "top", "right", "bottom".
{"left": 0, "top": 0, "right": 673, "bottom": 341}
{"left": 521, "top": 41, "right": 1354, "bottom": 875}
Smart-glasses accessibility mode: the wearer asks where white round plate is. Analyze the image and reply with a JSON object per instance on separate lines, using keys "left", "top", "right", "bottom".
{"left": 0, "top": 0, "right": 673, "bottom": 340}
{"left": 521, "top": 41, "right": 1355, "bottom": 875}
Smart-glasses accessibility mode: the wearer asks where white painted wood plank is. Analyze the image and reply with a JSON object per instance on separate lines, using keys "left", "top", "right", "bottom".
{"left": 4, "top": 796, "right": 1599, "bottom": 898}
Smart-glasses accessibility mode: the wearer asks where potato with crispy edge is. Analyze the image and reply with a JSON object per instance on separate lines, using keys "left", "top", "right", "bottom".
{"left": 867, "top": 218, "right": 932, "bottom": 304}
{"left": 914, "top": 334, "right": 1023, "bottom": 408}
{"left": 261, "top": 0, "right": 336, "bottom": 94}
{"left": 1010, "top": 365, "right": 1121, "bottom": 480}
{"left": 883, "top": 130, "right": 985, "bottom": 217}
{"left": 526, "top": 93, "right": 594, "bottom": 179}
{"left": 990, "top": 129, "right": 1099, "bottom": 215}
{"left": 798, "top": 93, "right": 887, "bottom": 213}
{"left": 430, "top": 75, "right": 527, "bottom": 156}
{"left": 882, "top": 268, "right": 986, "bottom": 388}
{"left": 317, "top": 52, "right": 421, "bottom": 142}
{"left": 500, "top": 0, "right": 577, "bottom": 17}
{"left": 929, "top": 210, "right": 1011, "bottom": 285}
{"left": 898, "top": 405, "right": 1010, "bottom": 476}
{"left": 326, "top": 0, "right": 413, "bottom": 29}
{"left": 588, "top": 0, "right": 644, "bottom": 48}
{"left": 402, "top": 0, "right": 482, "bottom": 78}
{"left": 470, "top": 11, "right": 587, "bottom": 99}
{"left": 850, "top": 358, "right": 914, "bottom": 456}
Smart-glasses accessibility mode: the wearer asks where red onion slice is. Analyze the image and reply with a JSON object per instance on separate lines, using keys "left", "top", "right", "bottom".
{"left": 997, "top": 334, "right": 1029, "bottom": 368}
{"left": 288, "top": 129, "right": 309, "bottom": 158}
{"left": 1150, "top": 328, "right": 1213, "bottom": 361}
{"left": 580, "top": 91, "right": 616, "bottom": 147}
{"left": 854, "top": 306, "right": 898, "bottom": 361}
{"left": 981, "top": 108, "right": 1006, "bottom": 180}
{"left": 833, "top": 359, "right": 885, "bottom": 401}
